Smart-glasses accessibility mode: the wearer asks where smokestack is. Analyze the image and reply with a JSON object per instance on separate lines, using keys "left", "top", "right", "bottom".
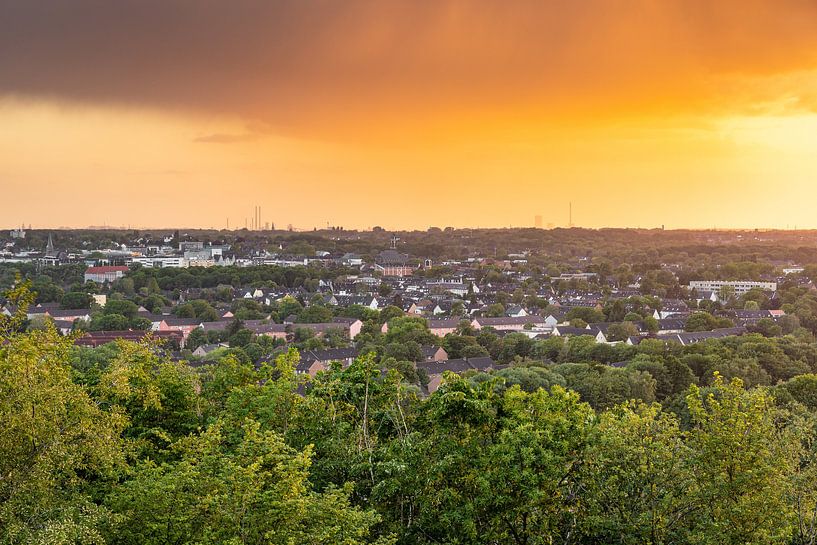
{"left": 258, "top": 205, "right": 261, "bottom": 231}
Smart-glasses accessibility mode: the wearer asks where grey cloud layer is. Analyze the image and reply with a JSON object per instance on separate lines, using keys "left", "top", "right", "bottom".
{"left": 2, "top": 0, "right": 817, "bottom": 135}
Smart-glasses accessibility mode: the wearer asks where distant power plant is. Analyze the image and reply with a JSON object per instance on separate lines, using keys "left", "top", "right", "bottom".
{"left": 532, "top": 203, "right": 574, "bottom": 229}
{"left": 241, "top": 205, "right": 272, "bottom": 231}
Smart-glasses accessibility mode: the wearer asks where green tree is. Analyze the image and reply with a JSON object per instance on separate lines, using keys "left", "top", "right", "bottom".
{"left": 685, "top": 375, "right": 796, "bottom": 543}
{"left": 103, "top": 300, "right": 139, "bottom": 320}
{"left": 297, "top": 304, "right": 334, "bottom": 323}
{"left": 685, "top": 312, "right": 733, "bottom": 332}
{"left": 377, "top": 378, "right": 593, "bottom": 544}
{"left": 0, "top": 325, "right": 126, "bottom": 543}
{"left": 105, "top": 420, "right": 391, "bottom": 545}
{"left": 277, "top": 296, "right": 304, "bottom": 320}
{"left": 581, "top": 401, "right": 693, "bottom": 544}
{"left": 89, "top": 313, "right": 130, "bottom": 331}
{"left": 229, "top": 328, "right": 254, "bottom": 348}
{"left": 606, "top": 321, "right": 639, "bottom": 342}
{"left": 484, "top": 303, "right": 505, "bottom": 317}
{"left": 380, "top": 305, "right": 404, "bottom": 324}
{"left": 566, "top": 306, "right": 606, "bottom": 324}
{"left": 96, "top": 340, "right": 200, "bottom": 451}
{"left": 61, "top": 291, "right": 93, "bottom": 309}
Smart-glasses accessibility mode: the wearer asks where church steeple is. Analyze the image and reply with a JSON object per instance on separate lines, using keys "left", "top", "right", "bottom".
{"left": 46, "top": 233, "right": 54, "bottom": 253}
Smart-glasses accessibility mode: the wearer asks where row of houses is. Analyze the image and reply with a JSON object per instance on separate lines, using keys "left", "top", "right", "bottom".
{"left": 291, "top": 345, "right": 450, "bottom": 377}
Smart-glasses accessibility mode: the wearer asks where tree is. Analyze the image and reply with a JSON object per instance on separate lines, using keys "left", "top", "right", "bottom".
{"left": 377, "top": 379, "right": 593, "bottom": 544}
{"left": 685, "top": 311, "right": 732, "bottom": 332}
{"left": 629, "top": 356, "right": 696, "bottom": 401}
{"left": 442, "top": 334, "right": 482, "bottom": 359}
{"left": 623, "top": 311, "right": 644, "bottom": 322}
{"left": 553, "top": 363, "right": 656, "bottom": 409}
{"left": 145, "top": 276, "right": 161, "bottom": 295}
{"left": 229, "top": 328, "right": 254, "bottom": 348}
{"left": 141, "top": 294, "right": 167, "bottom": 313}
{"left": 606, "top": 300, "right": 627, "bottom": 322}
{"left": 378, "top": 283, "right": 393, "bottom": 297}
{"left": 780, "top": 374, "right": 817, "bottom": 410}
{"left": 380, "top": 305, "right": 404, "bottom": 324}
{"left": 96, "top": 340, "right": 200, "bottom": 448}
{"left": 61, "top": 291, "right": 93, "bottom": 309}
{"left": 497, "top": 332, "right": 534, "bottom": 362}
{"left": 172, "top": 302, "right": 196, "bottom": 318}
{"left": 718, "top": 284, "right": 737, "bottom": 304}
{"left": 105, "top": 420, "right": 391, "bottom": 545}
{"left": 492, "top": 365, "right": 566, "bottom": 393}
{"left": 383, "top": 341, "right": 422, "bottom": 362}
{"left": 606, "top": 321, "right": 639, "bottom": 342}
{"left": 89, "top": 313, "right": 130, "bottom": 331}
{"left": 277, "top": 296, "right": 304, "bottom": 319}
{"left": 31, "top": 276, "right": 64, "bottom": 304}
{"left": 460, "top": 344, "right": 489, "bottom": 358}
{"left": 384, "top": 317, "right": 435, "bottom": 346}
{"left": 232, "top": 299, "right": 266, "bottom": 320}
{"left": 566, "top": 306, "right": 606, "bottom": 324}
{"left": 0, "top": 325, "right": 126, "bottom": 543}
{"left": 297, "top": 304, "right": 334, "bottom": 323}
{"left": 28, "top": 313, "right": 55, "bottom": 331}
{"left": 779, "top": 314, "right": 801, "bottom": 335}
{"left": 750, "top": 317, "right": 782, "bottom": 337}
{"left": 103, "top": 299, "right": 139, "bottom": 320}
{"left": 581, "top": 402, "right": 693, "bottom": 544}
{"left": 185, "top": 327, "right": 208, "bottom": 351}
{"left": 685, "top": 375, "right": 797, "bottom": 543}
{"left": 642, "top": 315, "right": 659, "bottom": 333}
{"left": 484, "top": 303, "right": 505, "bottom": 317}
{"left": 174, "top": 299, "right": 219, "bottom": 322}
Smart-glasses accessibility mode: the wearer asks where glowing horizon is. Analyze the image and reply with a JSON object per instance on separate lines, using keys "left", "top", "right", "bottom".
{"left": 2, "top": 1, "right": 817, "bottom": 230}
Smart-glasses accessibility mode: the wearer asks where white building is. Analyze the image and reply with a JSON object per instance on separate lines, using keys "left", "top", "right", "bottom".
{"left": 84, "top": 266, "right": 129, "bottom": 283}
{"left": 688, "top": 280, "right": 776, "bottom": 296}
{"left": 131, "top": 256, "right": 188, "bottom": 268}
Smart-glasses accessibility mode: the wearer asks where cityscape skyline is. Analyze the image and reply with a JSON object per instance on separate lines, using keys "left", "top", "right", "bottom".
{"left": 3, "top": 1, "right": 817, "bottom": 229}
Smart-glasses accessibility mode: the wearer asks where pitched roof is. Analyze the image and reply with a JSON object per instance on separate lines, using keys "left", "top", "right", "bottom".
{"left": 85, "top": 266, "right": 129, "bottom": 273}
{"left": 163, "top": 317, "right": 202, "bottom": 327}
{"left": 475, "top": 316, "right": 547, "bottom": 326}
{"left": 300, "top": 347, "right": 359, "bottom": 363}
{"left": 428, "top": 318, "right": 461, "bottom": 329}
{"left": 416, "top": 356, "right": 498, "bottom": 375}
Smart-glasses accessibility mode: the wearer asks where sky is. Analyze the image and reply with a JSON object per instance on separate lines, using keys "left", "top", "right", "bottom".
{"left": 2, "top": 0, "right": 817, "bottom": 230}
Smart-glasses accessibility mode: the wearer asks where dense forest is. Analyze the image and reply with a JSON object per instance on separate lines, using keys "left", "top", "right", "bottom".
{"left": 5, "top": 283, "right": 817, "bottom": 544}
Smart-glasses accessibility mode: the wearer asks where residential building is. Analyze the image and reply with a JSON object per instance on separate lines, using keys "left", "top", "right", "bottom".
{"left": 84, "top": 265, "right": 129, "bottom": 283}
{"left": 688, "top": 280, "right": 777, "bottom": 296}
{"left": 375, "top": 250, "right": 414, "bottom": 277}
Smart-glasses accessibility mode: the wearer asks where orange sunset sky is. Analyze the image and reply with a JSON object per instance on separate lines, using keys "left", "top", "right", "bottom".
{"left": 2, "top": 0, "right": 817, "bottom": 230}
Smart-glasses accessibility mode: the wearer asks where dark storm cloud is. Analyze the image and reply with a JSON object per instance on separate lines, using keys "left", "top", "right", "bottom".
{"left": 2, "top": 0, "right": 817, "bottom": 136}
